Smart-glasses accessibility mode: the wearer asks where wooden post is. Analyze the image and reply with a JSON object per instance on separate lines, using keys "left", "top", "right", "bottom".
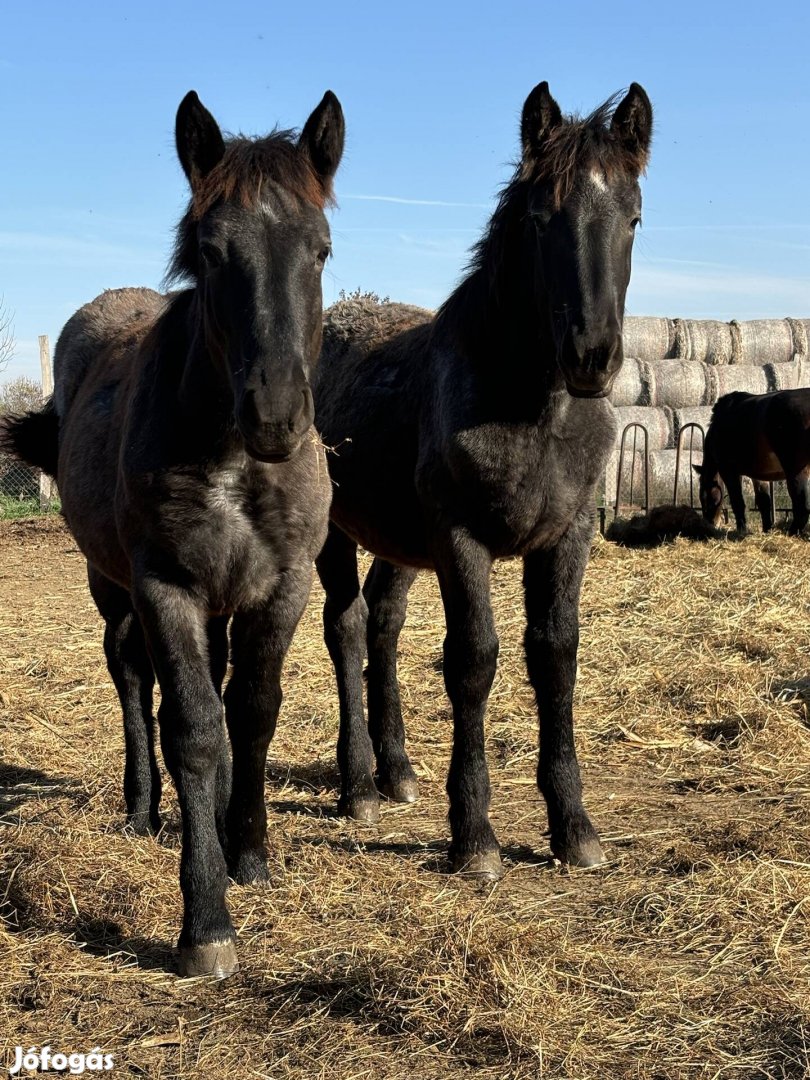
{"left": 39, "top": 335, "right": 53, "bottom": 512}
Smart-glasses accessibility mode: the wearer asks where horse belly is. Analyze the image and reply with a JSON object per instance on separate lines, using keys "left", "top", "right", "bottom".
{"left": 747, "top": 436, "right": 784, "bottom": 481}
{"left": 327, "top": 429, "right": 433, "bottom": 568}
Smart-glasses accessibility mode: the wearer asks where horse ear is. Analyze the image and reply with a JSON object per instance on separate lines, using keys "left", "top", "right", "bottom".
{"left": 299, "top": 90, "right": 345, "bottom": 183}
{"left": 521, "top": 81, "right": 563, "bottom": 160}
{"left": 176, "top": 91, "right": 226, "bottom": 186}
{"left": 611, "top": 83, "right": 653, "bottom": 166}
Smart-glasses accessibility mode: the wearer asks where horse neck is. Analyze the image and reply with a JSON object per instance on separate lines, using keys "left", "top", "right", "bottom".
{"left": 169, "top": 291, "right": 241, "bottom": 456}
{"left": 702, "top": 432, "right": 720, "bottom": 476}
{"left": 437, "top": 207, "right": 563, "bottom": 412}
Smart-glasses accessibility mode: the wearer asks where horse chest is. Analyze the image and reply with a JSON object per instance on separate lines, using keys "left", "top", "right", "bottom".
{"left": 446, "top": 419, "right": 606, "bottom": 553}
{"left": 146, "top": 456, "right": 327, "bottom": 613}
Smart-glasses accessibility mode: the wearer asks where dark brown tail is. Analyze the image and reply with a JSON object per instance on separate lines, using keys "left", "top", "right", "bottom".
{"left": 0, "top": 399, "right": 59, "bottom": 478}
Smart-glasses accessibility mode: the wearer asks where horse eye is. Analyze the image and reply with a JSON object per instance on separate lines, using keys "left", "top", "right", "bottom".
{"left": 630, "top": 217, "right": 641, "bottom": 230}
{"left": 316, "top": 247, "right": 331, "bottom": 267}
{"left": 200, "top": 241, "right": 224, "bottom": 269}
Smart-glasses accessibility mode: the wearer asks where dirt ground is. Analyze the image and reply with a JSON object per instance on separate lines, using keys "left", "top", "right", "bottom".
{"left": 1, "top": 516, "right": 810, "bottom": 1079}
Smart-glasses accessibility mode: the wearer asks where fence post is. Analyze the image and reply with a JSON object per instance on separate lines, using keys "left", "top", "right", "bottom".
{"left": 39, "top": 335, "right": 53, "bottom": 512}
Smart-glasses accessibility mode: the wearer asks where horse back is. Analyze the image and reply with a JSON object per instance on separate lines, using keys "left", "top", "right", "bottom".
{"left": 56, "top": 288, "right": 169, "bottom": 585}
{"left": 54, "top": 288, "right": 167, "bottom": 418}
{"left": 710, "top": 389, "right": 810, "bottom": 478}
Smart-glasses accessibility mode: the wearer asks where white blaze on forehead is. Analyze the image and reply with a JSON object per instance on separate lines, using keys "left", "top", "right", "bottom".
{"left": 589, "top": 167, "right": 608, "bottom": 192}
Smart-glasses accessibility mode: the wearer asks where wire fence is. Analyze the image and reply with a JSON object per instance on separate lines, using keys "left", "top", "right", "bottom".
{"left": 0, "top": 454, "right": 59, "bottom": 518}
{"left": 0, "top": 336, "right": 59, "bottom": 519}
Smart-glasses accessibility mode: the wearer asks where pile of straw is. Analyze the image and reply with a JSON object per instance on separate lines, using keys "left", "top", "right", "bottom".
{"left": 2, "top": 518, "right": 810, "bottom": 1078}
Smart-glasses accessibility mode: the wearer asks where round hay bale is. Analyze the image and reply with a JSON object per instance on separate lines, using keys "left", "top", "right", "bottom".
{"left": 605, "top": 449, "right": 646, "bottom": 508}
{"left": 714, "top": 365, "right": 769, "bottom": 397}
{"left": 648, "top": 359, "right": 711, "bottom": 407}
{"left": 649, "top": 448, "right": 759, "bottom": 508}
{"left": 648, "top": 448, "right": 703, "bottom": 507}
{"left": 672, "top": 319, "right": 735, "bottom": 365}
{"left": 609, "top": 357, "right": 650, "bottom": 406}
{"left": 673, "top": 407, "right": 713, "bottom": 443}
{"left": 765, "top": 362, "right": 798, "bottom": 392}
{"left": 793, "top": 358, "right": 810, "bottom": 389}
{"left": 734, "top": 319, "right": 798, "bottom": 365}
{"left": 622, "top": 317, "right": 676, "bottom": 362}
{"left": 612, "top": 405, "right": 673, "bottom": 450}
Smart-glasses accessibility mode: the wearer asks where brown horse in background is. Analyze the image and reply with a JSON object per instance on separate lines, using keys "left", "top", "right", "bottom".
{"left": 3, "top": 89, "right": 344, "bottom": 978}
{"left": 695, "top": 389, "right": 810, "bottom": 534}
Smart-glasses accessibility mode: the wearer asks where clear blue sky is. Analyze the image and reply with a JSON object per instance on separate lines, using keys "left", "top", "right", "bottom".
{"left": 2, "top": 1, "right": 809, "bottom": 383}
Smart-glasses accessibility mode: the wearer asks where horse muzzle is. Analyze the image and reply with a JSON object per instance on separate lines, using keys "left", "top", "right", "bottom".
{"left": 558, "top": 335, "right": 623, "bottom": 399}
{"left": 236, "top": 383, "right": 314, "bottom": 463}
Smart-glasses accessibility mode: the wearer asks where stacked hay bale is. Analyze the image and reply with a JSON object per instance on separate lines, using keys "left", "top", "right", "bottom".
{"left": 607, "top": 316, "right": 810, "bottom": 512}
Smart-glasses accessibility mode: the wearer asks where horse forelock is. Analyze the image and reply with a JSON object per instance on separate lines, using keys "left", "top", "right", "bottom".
{"left": 190, "top": 131, "right": 332, "bottom": 219}
{"left": 167, "top": 130, "right": 332, "bottom": 284}
{"left": 522, "top": 96, "right": 649, "bottom": 209}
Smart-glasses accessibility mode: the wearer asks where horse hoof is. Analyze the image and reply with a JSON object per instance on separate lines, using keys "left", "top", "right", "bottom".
{"left": 229, "top": 852, "right": 272, "bottom": 886}
{"left": 178, "top": 940, "right": 239, "bottom": 979}
{"left": 339, "top": 795, "right": 380, "bottom": 824}
{"left": 450, "top": 850, "right": 504, "bottom": 880}
{"left": 378, "top": 777, "right": 419, "bottom": 803}
{"left": 126, "top": 814, "right": 160, "bottom": 837}
{"left": 554, "top": 836, "right": 606, "bottom": 868}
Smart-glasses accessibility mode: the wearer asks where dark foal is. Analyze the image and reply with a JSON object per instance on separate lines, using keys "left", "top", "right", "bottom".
{"left": 695, "top": 389, "right": 810, "bottom": 535}
{"left": 315, "top": 82, "right": 653, "bottom": 878}
{"left": 4, "top": 90, "right": 344, "bottom": 977}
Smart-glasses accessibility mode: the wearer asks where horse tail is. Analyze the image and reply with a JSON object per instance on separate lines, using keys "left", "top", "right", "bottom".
{"left": 0, "top": 398, "right": 59, "bottom": 478}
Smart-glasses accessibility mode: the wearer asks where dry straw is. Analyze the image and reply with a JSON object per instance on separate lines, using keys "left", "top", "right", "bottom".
{"left": 2, "top": 518, "right": 810, "bottom": 1078}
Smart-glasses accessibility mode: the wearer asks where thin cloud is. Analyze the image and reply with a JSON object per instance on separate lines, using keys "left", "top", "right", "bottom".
{"left": 645, "top": 223, "right": 810, "bottom": 232}
{"left": 629, "top": 264, "right": 810, "bottom": 317}
{"left": 343, "top": 194, "right": 490, "bottom": 209}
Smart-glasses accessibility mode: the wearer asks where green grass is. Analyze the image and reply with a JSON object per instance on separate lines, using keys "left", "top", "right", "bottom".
{"left": 0, "top": 494, "right": 60, "bottom": 519}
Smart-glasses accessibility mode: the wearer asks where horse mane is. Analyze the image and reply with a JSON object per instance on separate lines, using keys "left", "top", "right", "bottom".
{"left": 522, "top": 94, "right": 649, "bottom": 209}
{"left": 435, "top": 93, "right": 647, "bottom": 346}
{"left": 711, "top": 391, "right": 749, "bottom": 418}
{"left": 167, "top": 130, "right": 333, "bottom": 284}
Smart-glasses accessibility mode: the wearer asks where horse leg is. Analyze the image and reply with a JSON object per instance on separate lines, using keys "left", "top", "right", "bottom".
{"left": 208, "top": 615, "right": 232, "bottom": 854}
{"left": 364, "top": 558, "right": 419, "bottom": 803}
{"left": 222, "top": 568, "right": 311, "bottom": 885}
{"left": 132, "top": 578, "right": 236, "bottom": 978}
{"left": 753, "top": 481, "right": 773, "bottom": 532}
{"left": 723, "top": 473, "right": 748, "bottom": 534}
{"left": 432, "top": 526, "right": 501, "bottom": 879}
{"left": 87, "top": 565, "right": 161, "bottom": 835}
{"left": 316, "top": 524, "right": 379, "bottom": 822}
{"left": 786, "top": 468, "right": 810, "bottom": 534}
{"left": 523, "top": 514, "right": 604, "bottom": 867}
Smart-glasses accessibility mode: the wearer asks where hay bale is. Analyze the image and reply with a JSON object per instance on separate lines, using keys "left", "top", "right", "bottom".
{"left": 648, "top": 359, "right": 712, "bottom": 407}
{"left": 769, "top": 362, "right": 801, "bottom": 391}
{"left": 612, "top": 406, "right": 673, "bottom": 450}
{"left": 605, "top": 449, "right": 646, "bottom": 509}
{"left": 673, "top": 406, "right": 713, "bottom": 441}
{"left": 648, "top": 448, "right": 703, "bottom": 508}
{"left": 622, "top": 317, "right": 676, "bottom": 362}
{"left": 606, "top": 504, "right": 723, "bottom": 546}
{"left": 609, "top": 357, "right": 650, "bottom": 406}
{"left": 672, "top": 319, "right": 735, "bottom": 365}
{"left": 734, "top": 319, "right": 806, "bottom": 365}
{"left": 793, "top": 358, "right": 810, "bottom": 389}
{"left": 714, "top": 365, "right": 769, "bottom": 397}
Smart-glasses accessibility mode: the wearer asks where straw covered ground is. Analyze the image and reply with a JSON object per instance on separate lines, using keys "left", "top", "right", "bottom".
{"left": 2, "top": 516, "right": 810, "bottom": 1079}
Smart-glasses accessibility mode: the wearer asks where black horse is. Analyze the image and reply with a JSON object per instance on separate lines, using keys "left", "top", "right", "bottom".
{"left": 3, "top": 90, "right": 344, "bottom": 977}
{"left": 315, "top": 82, "right": 653, "bottom": 878}
{"left": 695, "top": 388, "right": 810, "bottom": 534}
